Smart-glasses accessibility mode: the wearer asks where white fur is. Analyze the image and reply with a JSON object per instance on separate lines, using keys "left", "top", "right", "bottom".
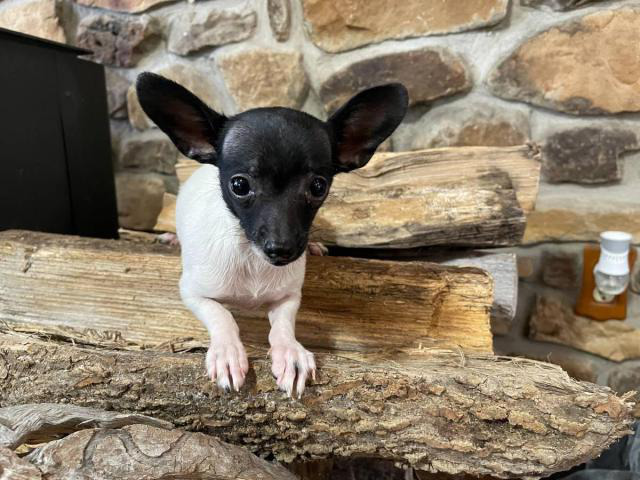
{"left": 176, "top": 164, "right": 315, "bottom": 397}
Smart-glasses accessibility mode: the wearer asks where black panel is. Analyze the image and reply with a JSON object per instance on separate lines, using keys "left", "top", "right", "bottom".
{"left": 0, "top": 28, "right": 118, "bottom": 239}
{"left": 56, "top": 53, "right": 118, "bottom": 238}
{"left": 0, "top": 34, "right": 73, "bottom": 234}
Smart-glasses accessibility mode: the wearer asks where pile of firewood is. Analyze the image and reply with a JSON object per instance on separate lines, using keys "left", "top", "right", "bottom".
{"left": 0, "top": 145, "right": 636, "bottom": 480}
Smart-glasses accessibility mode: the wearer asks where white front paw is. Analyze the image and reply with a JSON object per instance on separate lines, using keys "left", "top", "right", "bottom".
{"left": 206, "top": 336, "right": 249, "bottom": 392}
{"left": 270, "top": 340, "right": 316, "bottom": 398}
{"left": 308, "top": 242, "right": 328, "bottom": 256}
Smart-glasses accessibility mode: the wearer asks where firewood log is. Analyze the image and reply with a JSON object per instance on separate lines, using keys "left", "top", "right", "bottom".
{"left": 0, "top": 230, "right": 494, "bottom": 353}
{"left": 156, "top": 145, "right": 541, "bottom": 248}
{"left": 0, "top": 328, "right": 633, "bottom": 480}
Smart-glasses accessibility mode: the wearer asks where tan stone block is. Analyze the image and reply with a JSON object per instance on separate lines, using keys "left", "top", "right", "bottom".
{"left": 76, "top": 14, "right": 157, "bottom": 68}
{"left": 529, "top": 294, "right": 640, "bottom": 362}
{"left": 541, "top": 251, "right": 580, "bottom": 289}
{"left": 318, "top": 47, "right": 470, "bottom": 113}
{"left": 489, "top": 8, "right": 640, "bottom": 115}
{"left": 524, "top": 209, "right": 640, "bottom": 244}
{"left": 0, "top": 0, "right": 65, "bottom": 43}
{"left": 167, "top": 3, "right": 256, "bottom": 56}
{"left": 302, "top": 0, "right": 509, "bottom": 53}
{"left": 105, "top": 69, "right": 129, "bottom": 119}
{"left": 118, "top": 132, "right": 178, "bottom": 175}
{"left": 115, "top": 172, "right": 166, "bottom": 231}
{"left": 393, "top": 101, "right": 529, "bottom": 151}
{"left": 217, "top": 50, "right": 308, "bottom": 112}
{"left": 542, "top": 128, "right": 638, "bottom": 184}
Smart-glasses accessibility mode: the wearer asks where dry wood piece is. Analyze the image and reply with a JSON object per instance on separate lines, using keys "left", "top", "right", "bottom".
{"left": 0, "top": 447, "right": 42, "bottom": 480}
{"left": 0, "top": 403, "right": 172, "bottom": 449}
{"left": 157, "top": 145, "right": 541, "bottom": 248}
{"left": 0, "top": 329, "right": 633, "bottom": 480}
{"left": 25, "top": 424, "right": 297, "bottom": 480}
{"left": 0, "top": 230, "right": 494, "bottom": 353}
{"left": 437, "top": 252, "right": 517, "bottom": 335}
{"left": 331, "top": 248, "right": 518, "bottom": 335}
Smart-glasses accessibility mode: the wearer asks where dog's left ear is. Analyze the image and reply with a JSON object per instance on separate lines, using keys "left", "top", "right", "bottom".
{"left": 136, "top": 72, "right": 227, "bottom": 164}
{"left": 327, "top": 83, "right": 408, "bottom": 172}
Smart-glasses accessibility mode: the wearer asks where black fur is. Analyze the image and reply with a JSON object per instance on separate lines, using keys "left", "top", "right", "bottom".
{"left": 136, "top": 72, "right": 408, "bottom": 266}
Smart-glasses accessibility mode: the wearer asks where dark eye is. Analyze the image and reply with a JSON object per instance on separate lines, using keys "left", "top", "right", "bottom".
{"left": 229, "top": 175, "right": 252, "bottom": 197}
{"left": 309, "top": 177, "right": 328, "bottom": 198}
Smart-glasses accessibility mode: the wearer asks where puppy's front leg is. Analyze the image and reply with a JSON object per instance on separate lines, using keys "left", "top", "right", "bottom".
{"left": 181, "top": 282, "right": 248, "bottom": 392}
{"left": 268, "top": 294, "right": 316, "bottom": 398}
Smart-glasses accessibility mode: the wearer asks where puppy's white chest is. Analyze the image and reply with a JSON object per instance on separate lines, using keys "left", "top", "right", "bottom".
{"left": 216, "top": 248, "right": 304, "bottom": 307}
{"left": 176, "top": 164, "right": 305, "bottom": 309}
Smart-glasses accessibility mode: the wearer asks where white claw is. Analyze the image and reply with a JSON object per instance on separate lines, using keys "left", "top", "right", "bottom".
{"left": 308, "top": 242, "right": 328, "bottom": 256}
{"left": 205, "top": 337, "right": 249, "bottom": 393}
{"left": 270, "top": 340, "right": 315, "bottom": 398}
{"left": 156, "top": 232, "right": 180, "bottom": 246}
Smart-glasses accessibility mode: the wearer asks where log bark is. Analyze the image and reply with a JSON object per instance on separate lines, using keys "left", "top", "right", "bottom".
{"left": 157, "top": 145, "right": 541, "bottom": 248}
{"left": 0, "top": 329, "right": 634, "bottom": 480}
{"left": 0, "top": 230, "right": 494, "bottom": 353}
{"left": 23, "top": 423, "right": 297, "bottom": 480}
{"left": 0, "top": 403, "right": 172, "bottom": 449}
{"left": 0, "top": 447, "right": 42, "bottom": 480}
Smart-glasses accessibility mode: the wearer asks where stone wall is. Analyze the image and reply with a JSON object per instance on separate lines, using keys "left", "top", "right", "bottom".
{"left": 2, "top": 0, "right": 640, "bottom": 403}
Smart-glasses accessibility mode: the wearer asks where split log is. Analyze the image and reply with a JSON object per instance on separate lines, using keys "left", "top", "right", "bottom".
{"left": 0, "top": 447, "right": 42, "bottom": 480}
{"left": 0, "top": 230, "right": 494, "bottom": 353}
{"left": 22, "top": 423, "right": 297, "bottom": 480}
{"left": 0, "top": 329, "right": 634, "bottom": 480}
{"left": 156, "top": 145, "right": 541, "bottom": 248}
{"left": 331, "top": 248, "right": 518, "bottom": 336}
{"left": 438, "top": 253, "right": 517, "bottom": 335}
{"left": 0, "top": 403, "right": 172, "bottom": 449}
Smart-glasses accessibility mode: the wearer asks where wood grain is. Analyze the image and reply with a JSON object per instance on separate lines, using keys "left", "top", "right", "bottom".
{"left": 158, "top": 145, "right": 541, "bottom": 248}
{"left": 0, "top": 230, "right": 493, "bottom": 353}
{"left": 24, "top": 423, "right": 296, "bottom": 480}
{"left": 0, "top": 403, "right": 172, "bottom": 449}
{"left": 0, "top": 447, "right": 42, "bottom": 480}
{"left": 0, "top": 328, "right": 633, "bottom": 479}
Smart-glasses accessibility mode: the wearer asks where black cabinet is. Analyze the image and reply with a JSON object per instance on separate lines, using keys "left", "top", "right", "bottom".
{"left": 0, "top": 28, "right": 118, "bottom": 238}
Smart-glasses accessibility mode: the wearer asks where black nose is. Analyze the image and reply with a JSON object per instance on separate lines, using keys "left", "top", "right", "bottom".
{"left": 264, "top": 241, "right": 294, "bottom": 263}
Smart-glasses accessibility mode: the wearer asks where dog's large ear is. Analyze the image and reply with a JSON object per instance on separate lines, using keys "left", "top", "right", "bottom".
{"left": 136, "top": 72, "right": 226, "bottom": 164}
{"left": 327, "top": 83, "right": 408, "bottom": 172}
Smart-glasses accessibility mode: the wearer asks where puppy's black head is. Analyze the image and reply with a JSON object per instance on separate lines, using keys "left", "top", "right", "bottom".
{"left": 136, "top": 73, "right": 408, "bottom": 266}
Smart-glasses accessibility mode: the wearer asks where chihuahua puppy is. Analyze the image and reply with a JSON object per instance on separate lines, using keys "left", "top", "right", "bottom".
{"left": 136, "top": 73, "right": 408, "bottom": 397}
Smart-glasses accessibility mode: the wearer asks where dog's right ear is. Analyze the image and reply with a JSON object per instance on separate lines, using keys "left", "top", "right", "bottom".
{"left": 136, "top": 72, "right": 226, "bottom": 164}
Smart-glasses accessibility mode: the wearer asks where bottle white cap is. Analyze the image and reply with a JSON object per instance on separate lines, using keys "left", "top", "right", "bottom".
{"left": 595, "top": 231, "right": 632, "bottom": 276}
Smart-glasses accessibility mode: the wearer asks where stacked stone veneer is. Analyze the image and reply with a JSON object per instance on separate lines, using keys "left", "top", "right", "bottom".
{"left": 2, "top": 0, "right": 640, "bottom": 401}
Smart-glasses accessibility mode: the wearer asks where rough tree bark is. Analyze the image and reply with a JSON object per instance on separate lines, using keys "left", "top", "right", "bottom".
{"left": 24, "top": 424, "right": 297, "bottom": 480}
{"left": 0, "top": 447, "right": 42, "bottom": 480}
{"left": 157, "top": 145, "right": 541, "bottom": 248}
{"left": 0, "top": 329, "right": 633, "bottom": 480}
{"left": 0, "top": 230, "right": 494, "bottom": 353}
{"left": 0, "top": 403, "right": 172, "bottom": 449}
